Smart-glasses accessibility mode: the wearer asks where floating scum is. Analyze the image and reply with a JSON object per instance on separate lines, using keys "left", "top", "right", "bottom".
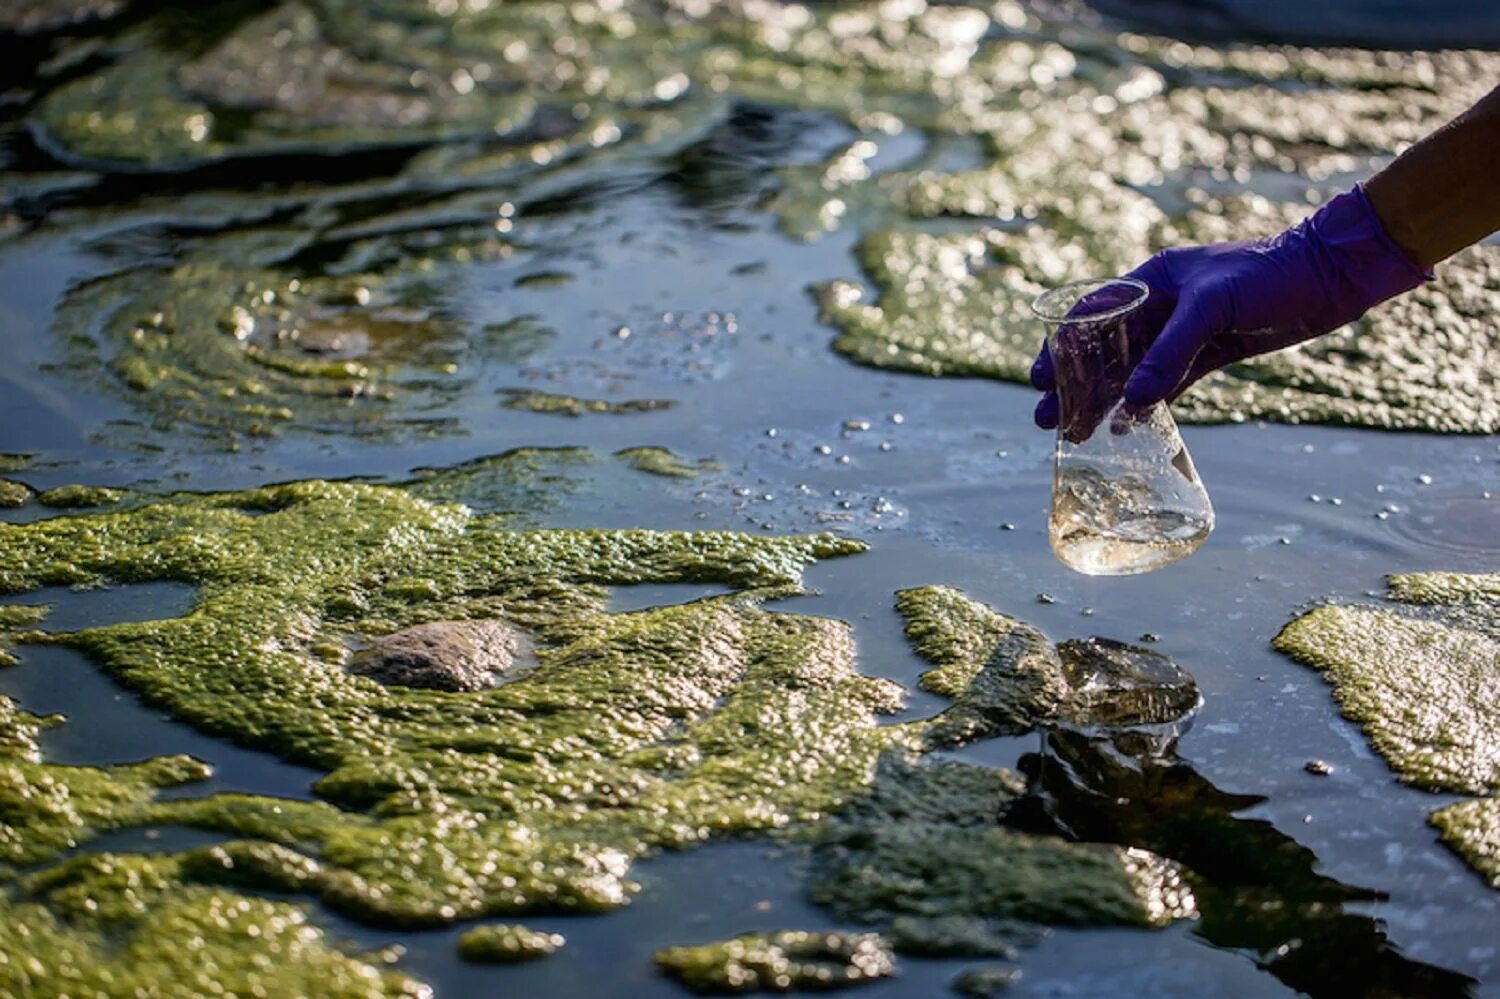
{"left": 14, "top": 0, "right": 1500, "bottom": 440}
{"left": 1276, "top": 573, "right": 1500, "bottom": 889}
{"left": 0, "top": 480, "right": 1196, "bottom": 995}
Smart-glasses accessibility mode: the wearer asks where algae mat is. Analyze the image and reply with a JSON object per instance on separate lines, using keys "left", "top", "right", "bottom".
{"left": 1276, "top": 571, "right": 1500, "bottom": 887}
{"left": 10, "top": 0, "right": 1500, "bottom": 438}
{"left": 0, "top": 485, "right": 1194, "bottom": 994}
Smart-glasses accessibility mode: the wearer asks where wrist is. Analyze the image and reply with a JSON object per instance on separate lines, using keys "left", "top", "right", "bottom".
{"left": 1306, "top": 186, "right": 1433, "bottom": 320}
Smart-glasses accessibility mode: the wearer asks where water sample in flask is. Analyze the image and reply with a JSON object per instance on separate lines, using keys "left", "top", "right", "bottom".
{"left": 1031, "top": 277, "right": 1214, "bottom": 575}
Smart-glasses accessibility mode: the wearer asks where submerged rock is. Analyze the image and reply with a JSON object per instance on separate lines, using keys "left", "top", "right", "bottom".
{"left": 1056, "top": 638, "right": 1202, "bottom": 728}
{"left": 896, "top": 586, "right": 1200, "bottom": 743}
{"left": 654, "top": 931, "right": 896, "bottom": 993}
{"left": 348, "top": 620, "right": 527, "bottom": 692}
{"left": 457, "top": 924, "right": 564, "bottom": 963}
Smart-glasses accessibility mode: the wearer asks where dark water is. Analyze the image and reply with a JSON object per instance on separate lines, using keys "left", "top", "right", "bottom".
{"left": 0, "top": 3, "right": 1498, "bottom": 998}
{"left": 1074, "top": 0, "right": 1500, "bottom": 49}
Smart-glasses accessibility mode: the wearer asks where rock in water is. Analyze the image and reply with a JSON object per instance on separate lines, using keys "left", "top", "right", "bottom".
{"left": 1056, "top": 637, "right": 1202, "bottom": 728}
{"left": 348, "top": 619, "right": 526, "bottom": 692}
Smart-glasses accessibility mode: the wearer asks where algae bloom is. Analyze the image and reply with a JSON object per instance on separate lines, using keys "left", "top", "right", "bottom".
{"left": 0, "top": 486, "right": 1206, "bottom": 993}
{"left": 1275, "top": 572, "right": 1500, "bottom": 885}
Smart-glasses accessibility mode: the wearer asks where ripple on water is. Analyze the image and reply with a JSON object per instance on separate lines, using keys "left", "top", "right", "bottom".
{"left": 1384, "top": 492, "right": 1500, "bottom": 559}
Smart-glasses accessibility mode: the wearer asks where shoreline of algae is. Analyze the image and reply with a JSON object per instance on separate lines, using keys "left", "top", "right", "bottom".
{"left": 0, "top": 493, "right": 1204, "bottom": 992}
{"left": 1275, "top": 571, "right": 1500, "bottom": 888}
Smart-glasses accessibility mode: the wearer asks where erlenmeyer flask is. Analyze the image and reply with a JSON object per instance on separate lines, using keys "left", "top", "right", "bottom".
{"left": 1031, "top": 277, "right": 1214, "bottom": 576}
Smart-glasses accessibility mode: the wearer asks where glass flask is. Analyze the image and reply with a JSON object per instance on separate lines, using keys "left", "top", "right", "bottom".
{"left": 1031, "top": 277, "right": 1214, "bottom": 576}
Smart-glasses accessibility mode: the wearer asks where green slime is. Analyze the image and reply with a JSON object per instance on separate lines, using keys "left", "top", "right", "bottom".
{"left": 1275, "top": 572, "right": 1500, "bottom": 887}
{"left": 22, "top": 1, "right": 1500, "bottom": 437}
{"left": 0, "top": 496, "right": 1197, "bottom": 991}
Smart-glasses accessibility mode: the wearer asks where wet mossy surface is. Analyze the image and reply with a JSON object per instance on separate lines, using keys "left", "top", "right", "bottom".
{"left": 1274, "top": 572, "right": 1499, "bottom": 796}
{"left": 4, "top": 1, "right": 1498, "bottom": 993}
{"left": 0, "top": 507, "right": 1212, "bottom": 991}
{"left": 0, "top": 693, "right": 423, "bottom": 996}
{"left": 1276, "top": 572, "right": 1499, "bottom": 889}
{"left": 0, "top": 481, "right": 30, "bottom": 509}
{"left": 806, "top": 755, "right": 1196, "bottom": 952}
{"left": 35, "top": 484, "right": 125, "bottom": 509}
{"left": 654, "top": 930, "right": 897, "bottom": 993}
{"left": 501, "top": 390, "right": 674, "bottom": 417}
{"left": 616, "top": 446, "right": 717, "bottom": 479}
{"left": 456, "top": 923, "right": 564, "bottom": 963}
{"left": 10, "top": 2, "right": 1495, "bottom": 438}
{"left": 1431, "top": 798, "right": 1500, "bottom": 890}
{"left": 0, "top": 476, "right": 918, "bottom": 989}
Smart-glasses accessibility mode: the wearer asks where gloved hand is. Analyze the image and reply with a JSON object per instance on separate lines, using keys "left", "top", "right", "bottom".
{"left": 1031, "top": 185, "right": 1432, "bottom": 440}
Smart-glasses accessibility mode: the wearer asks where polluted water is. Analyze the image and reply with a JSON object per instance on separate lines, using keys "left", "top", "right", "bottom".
{"left": 1032, "top": 278, "right": 1215, "bottom": 575}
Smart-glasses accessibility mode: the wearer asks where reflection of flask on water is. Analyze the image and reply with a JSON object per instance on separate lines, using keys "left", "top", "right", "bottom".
{"left": 1031, "top": 278, "right": 1214, "bottom": 576}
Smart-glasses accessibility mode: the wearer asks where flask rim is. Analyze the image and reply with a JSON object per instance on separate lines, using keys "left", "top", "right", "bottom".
{"left": 1030, "top": 276, "right": 1149, "bottom": 325}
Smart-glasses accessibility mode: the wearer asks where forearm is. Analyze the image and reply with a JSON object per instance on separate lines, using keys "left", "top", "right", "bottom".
{"left": 1365, "top": 84, "right": 1500, "bottom": 269}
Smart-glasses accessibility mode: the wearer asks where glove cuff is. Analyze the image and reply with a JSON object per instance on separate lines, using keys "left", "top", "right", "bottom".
{"left": 1310, "top": 185, "right": 1434, "bottom": 310}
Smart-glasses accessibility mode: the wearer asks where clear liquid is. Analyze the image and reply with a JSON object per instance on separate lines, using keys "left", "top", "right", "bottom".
{"left": 1049, "top": 465, "right": 1212, "bottom": 576}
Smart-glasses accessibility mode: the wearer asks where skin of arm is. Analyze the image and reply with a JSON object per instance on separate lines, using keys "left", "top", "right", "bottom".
{"left": 1365, "top": 84, "right": 1500, "bottom": 269}
{"left": 1032, "top": 83, "right": 1500, "bottom": 434}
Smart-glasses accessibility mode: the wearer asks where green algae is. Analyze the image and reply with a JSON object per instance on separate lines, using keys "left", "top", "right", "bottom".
{"left": 0, "top": 694, "right": 417, "bottom": 994}
{"left": 787, "top": 587, "right": 1201, "bottom": 956}
{"left": 1273, "top": 572, "right": 1499, "bottom": 796}
{"left": 951, "top": 965, "right": 1018, "bottom": 998}
{"left": 0, "top": 487, "right": 1215, "bottom": 988}
{"left": 1276, "top": 572, "right": 1500, "bottom": 891}
{"left": 0, "top": 606, "right": 49, "bottom": 630}
{"left": 7, "top": 851, "right": 423, "bottom": 998}
{"left": 1431, "top": 798, "right": 1500, "bottom": 889}
{"left": 654, "top": 930, "right": 896, "bottom": 993}
{"left": 819, "top": 210, "right": 1500, "bottom": 434}
{"left": 402, "top": 448, "right": 592, "bottom": 518}
{"left": 55, "top": 246, "right": 498, "bottom": 441}
{"left": 807, "top": 754, "right": 1196, "bottom": 954}
{"left": 456, "top": 923, "right": 564, "bottom": 963}
{"left": 501, "top": 389, "right": 674, "bottom": 417}
{"left": 615, "top": 446, "right": 717, "bottom": 479}
{"left": 21, "top": 3, "right": 1498, "bottom": 436}
{"left": 0, "top": 455, "right": 31, "bottom": 474}
{"left": 894, "top": 587, "right": 1197, "bottom": 740}
{"left": 895, "top": 585, "right": 1067, "bottom": 745}
{"left": 34, "top": 484, "right": 124, "bottom": 509}
{"left": 0, "top": 478, "right": 916, "bottom": 934}
{"left": 0, "top": 481, "right": 30, "bottom": 509}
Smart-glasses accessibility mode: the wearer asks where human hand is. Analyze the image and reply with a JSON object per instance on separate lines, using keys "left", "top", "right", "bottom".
{"left": 1030, "top": 186, "right": 1432, "bottom": 440}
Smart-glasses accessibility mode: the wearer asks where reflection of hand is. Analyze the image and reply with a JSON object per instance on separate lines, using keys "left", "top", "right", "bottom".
{"left": 1031, "top": 186, "right": 1432, "bottom": 436}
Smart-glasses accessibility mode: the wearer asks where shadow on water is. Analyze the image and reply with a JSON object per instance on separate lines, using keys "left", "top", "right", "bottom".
{"left": 0, "top": 583, "right": 323, "bottom": 800}
{"left": 1004, "top": 726, "right": 1477, "bottom": 998}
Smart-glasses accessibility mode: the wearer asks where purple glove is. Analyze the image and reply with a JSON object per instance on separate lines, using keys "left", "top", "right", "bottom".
{"left": 1031, "top": 185, "right": 1433, "bottom": 438}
